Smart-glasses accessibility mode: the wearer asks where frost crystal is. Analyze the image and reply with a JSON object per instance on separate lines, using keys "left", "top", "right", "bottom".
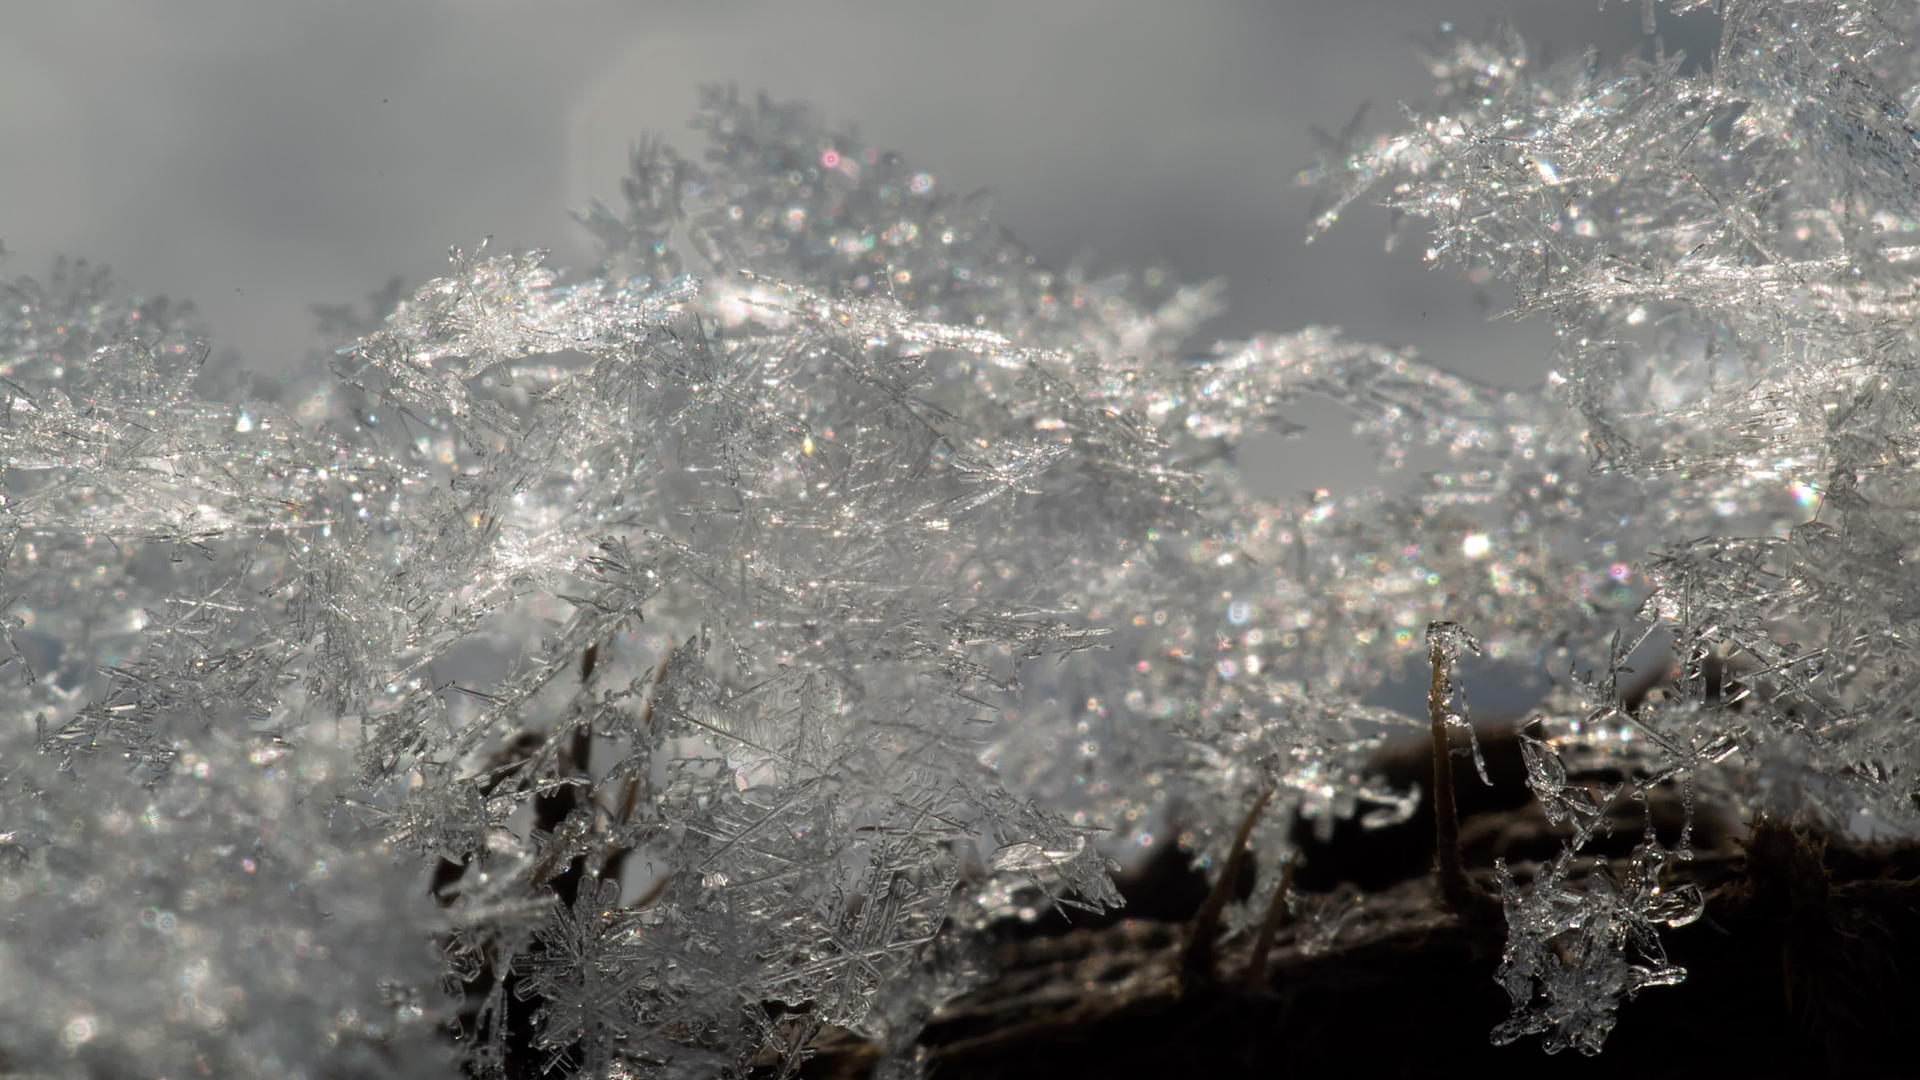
{"left": 1305, "top": 0, "right": 1920, "bottom": 1051}
{"left": 9, "top": 4, "right": 1920, "bottom": 1073}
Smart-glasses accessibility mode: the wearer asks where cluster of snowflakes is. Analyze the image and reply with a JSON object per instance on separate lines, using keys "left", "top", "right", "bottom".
{"left": 1307, "top": 0, "right": 1920, "bottom": 1049}
{"left": 5, "top": 1, "right": 1920, "bottom": 1072}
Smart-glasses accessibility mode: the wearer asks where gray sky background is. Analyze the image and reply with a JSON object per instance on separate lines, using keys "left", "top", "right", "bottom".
{"left": 3, "top": 0, "right": 1715, "bottom": 495}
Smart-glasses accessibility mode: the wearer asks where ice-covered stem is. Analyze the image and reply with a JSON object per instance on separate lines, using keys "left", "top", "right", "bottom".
{"left": 1181, "top": 783, "right": 1274, "bottom": 990}
{"left": 1241, "top": 853, "right": 1295, "bottom": 988}
{"left": 1428, "top": 622, "right": 1496, "bottom": 920}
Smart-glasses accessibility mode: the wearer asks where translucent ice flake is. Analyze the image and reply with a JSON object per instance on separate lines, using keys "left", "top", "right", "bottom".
{"left": 1490, "top": 843, "right": 1704, "bottom": 1056}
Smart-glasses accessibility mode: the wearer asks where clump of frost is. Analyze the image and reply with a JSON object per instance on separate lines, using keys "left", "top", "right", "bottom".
{"left": 8, "top": 2, "right": 1920, "bottom": 1073}
{"left": 1307, "top": 0, "right": 1920, "bottom": 1052}
{"left": 1489, "top": 724, "right": 1705, "bottom": 1055}
{"left": 0, "top": 725, "right": 448, "bottom": 1077}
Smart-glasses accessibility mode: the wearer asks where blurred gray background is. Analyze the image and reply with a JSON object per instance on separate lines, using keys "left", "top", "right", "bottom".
{"left": 2, "top": 0, "right": 1715, "bottom": 496}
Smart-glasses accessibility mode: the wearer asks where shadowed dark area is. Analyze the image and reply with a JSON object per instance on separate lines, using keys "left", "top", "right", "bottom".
{"left": 793, "top": 817, "right": 1920, "bottom": 1080}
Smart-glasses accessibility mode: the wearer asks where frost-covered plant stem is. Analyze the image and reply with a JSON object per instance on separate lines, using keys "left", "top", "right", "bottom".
{"left": 1239, "top": 853, "right": 1294, "bottom": 988}
{"left": 1427, "top": 621, "right": 1497, "bottom": 921}
{"left": 1180, "top": 783, "right": 1272, "bottom": 989}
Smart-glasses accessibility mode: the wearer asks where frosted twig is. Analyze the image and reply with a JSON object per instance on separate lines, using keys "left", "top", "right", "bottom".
{"left": 1181, "top": 783, "right": 1273, "bottom": 990}
{"left": 1428, "top": 621, "right": 1498, "bottom": 922}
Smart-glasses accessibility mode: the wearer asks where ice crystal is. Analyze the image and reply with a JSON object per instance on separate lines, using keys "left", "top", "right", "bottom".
{"left": 1491, "top": 727, "right": 1706, "bottom": 1055}
{"left": 1304, "top": 0, "right": 1920, "bottom": 1052}
{"left": 9, "top": 3, "right": 1920, "bottom": 1073}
